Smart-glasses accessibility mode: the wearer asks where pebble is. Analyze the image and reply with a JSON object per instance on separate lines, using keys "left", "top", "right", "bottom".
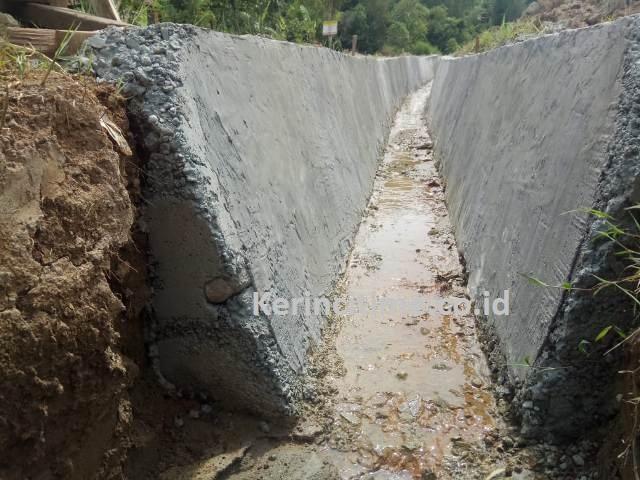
{"left": 86, "top": 35, "right": 108, "bottom": 49}
{"left": 572, "top": 454, "right": 585, "bottom": 466}
{"left": 502, "top": 436, "right": 514, "bottom": 449}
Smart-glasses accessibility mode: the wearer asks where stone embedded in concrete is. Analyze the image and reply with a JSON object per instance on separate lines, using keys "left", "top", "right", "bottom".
{"left": 428, "top": 15, "right": 640, "bottom": 439}
{"left": 90, "top": 24, "right": 437, "bottom": 415}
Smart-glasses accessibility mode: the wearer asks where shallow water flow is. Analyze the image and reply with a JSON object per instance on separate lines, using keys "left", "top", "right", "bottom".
{"left": 322, "top": 84, "right": 497, "bottom": 479}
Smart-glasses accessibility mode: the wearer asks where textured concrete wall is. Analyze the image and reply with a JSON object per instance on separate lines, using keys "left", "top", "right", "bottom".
{"left": 91, "top": 24, "right": 437, "bottom": 415}
{"left": 428, "top": 16, "right": 640, "bottom": 438}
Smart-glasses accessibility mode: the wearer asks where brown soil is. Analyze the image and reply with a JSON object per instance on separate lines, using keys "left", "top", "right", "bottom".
{"left": 596, "top": 339, "right": 640, "bottom": 480}
{"left": 0, "top": 69, "right": 147, "bottom": 479}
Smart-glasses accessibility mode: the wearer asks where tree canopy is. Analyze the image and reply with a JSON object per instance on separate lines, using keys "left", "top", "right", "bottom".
{"left": 120, "top": 0, "right": 530, "bottom": 55}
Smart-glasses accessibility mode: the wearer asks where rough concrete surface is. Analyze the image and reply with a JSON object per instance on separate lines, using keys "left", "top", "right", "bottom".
{"left": 90, "top": 24, "right": 437, "bottom": 415}
{"left": 428, "top": 16, "right": 640, "bottom": 438}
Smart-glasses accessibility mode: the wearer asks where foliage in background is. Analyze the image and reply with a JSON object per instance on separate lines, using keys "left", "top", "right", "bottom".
{"left": 456, "top": 17, "right": 541, "bottom": 54}
{"left": 113, "top": 0, "right": 533, "bottom": 55}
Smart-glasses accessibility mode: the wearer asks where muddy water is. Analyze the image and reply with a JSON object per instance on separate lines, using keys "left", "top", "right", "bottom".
{"left": 318, "top": 85, "right": 497, "bottom": 479}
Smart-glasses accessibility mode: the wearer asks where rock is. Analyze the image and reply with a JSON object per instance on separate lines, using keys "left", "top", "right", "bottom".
{"left": 85, "top": 35, "right": 108, "bottom": 50}
{"left": 340, "top": 411, "right": 360, "bottom": 425}
{"left": 396, "top": 371, "right": 408, "bottom": 380}
{"left": 259, "top": 421, "right": 270, "bottom": 433}
{"left": 432, "top": 362, "right": 452, "bottom": 371}
{"left": 502, "top": 436, "right": 514, "bottom": 449}
{"left": 522, "top": 1, "right": 542, "bottom": 16}
{"left": 159, "top": 445, "right": 250, "bottom": 479}
{"left": 125, "top": 36, "right": 141, "bottom": 49}
{"left": 572, "top": 454, "right": 585, "bottom": 466}
{"left": 292, "top": 422, "right": 323, "bottom": 441}
{"left": 512, "top": 470, "right": 536, "bottom": 480}
{"left": 485, "top": 468, "right": 506, "bottom": 479}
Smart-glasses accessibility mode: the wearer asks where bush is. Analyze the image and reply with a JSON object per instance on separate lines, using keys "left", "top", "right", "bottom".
{"left": 410, "top": 40, "right": 438, "bottom": 55}
{"left": 455, "top": 18, "right": 541, "bottom": 55}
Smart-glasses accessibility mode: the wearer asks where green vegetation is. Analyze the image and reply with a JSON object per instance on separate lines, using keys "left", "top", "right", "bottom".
{"left": 523, "top": 205, "right": 640, "bottom": 354}
{"left": 456, "top": 17, "right": 541, "bottom": 55}
{"left": 114, "top": 0, "right": 533, "bottom": 55}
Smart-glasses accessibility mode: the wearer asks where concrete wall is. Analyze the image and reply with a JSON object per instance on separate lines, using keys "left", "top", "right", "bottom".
{"left": 428, "top": 16, "right": 640, "bottom": 438}
{"left": 90, "top": 24, "right": 437, "bottom": 415}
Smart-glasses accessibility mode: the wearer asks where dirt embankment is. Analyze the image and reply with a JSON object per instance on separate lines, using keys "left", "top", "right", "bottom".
{"left": 523, "top": 0, "right": 640, "bottom": 28}
{"left": 0, "top": 70, "right": 147, "bottom": 479}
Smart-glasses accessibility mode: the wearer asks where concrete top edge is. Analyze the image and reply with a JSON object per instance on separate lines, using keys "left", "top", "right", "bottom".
{"left": 96, "top": 22, "right": 439, "bottom": 62}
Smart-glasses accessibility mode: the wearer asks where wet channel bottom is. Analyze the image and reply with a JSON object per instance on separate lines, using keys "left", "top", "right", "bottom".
{"left": 320, "top": 84, "right": 497, "bottom": 479}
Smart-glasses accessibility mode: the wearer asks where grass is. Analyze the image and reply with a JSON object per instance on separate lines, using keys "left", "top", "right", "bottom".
{"left": 455, "top": 18, "right": 543, "bottom": 56}
{"left": 40, "top": 25, "right": 78, "bottom": 86}
{"left": 71, "top": 0, "right": 149, "bottom": 25}
{"left": 522, "top": 205, "right": 640, "bottom": 352}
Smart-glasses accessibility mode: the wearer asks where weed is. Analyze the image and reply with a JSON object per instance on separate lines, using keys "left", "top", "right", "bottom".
{"left": 456, "top": 18, "right": 542, "bottom": 55}
{"left": 41, "top": 25, "right": 79, "bottom": 86}
{"left": 523, "top": 206, "right": 640, "bottom": 353}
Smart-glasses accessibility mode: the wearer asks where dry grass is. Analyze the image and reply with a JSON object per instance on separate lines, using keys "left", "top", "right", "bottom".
{"left": 455, "top": 19, "right": 543, "bottom": 56}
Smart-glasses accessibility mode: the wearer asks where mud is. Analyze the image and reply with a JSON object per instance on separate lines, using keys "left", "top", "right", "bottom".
{"left": 0, "top": 71, "right": 145, "bottom": 479}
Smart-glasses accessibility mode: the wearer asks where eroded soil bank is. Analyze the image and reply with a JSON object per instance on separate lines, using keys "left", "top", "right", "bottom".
{"left": 0, "top": 70, "right": 147, "bottom": 479}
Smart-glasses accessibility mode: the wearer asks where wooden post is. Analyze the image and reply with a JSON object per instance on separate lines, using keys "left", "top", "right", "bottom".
{"left": 13, "top": 3, "right": 126, "bottom": 30}
{"left": 474, "top": 35, "right": 480, "bottom": 53}
{"left": 351, "top": 34, "right": 357, "bottom": 55}
{"left": 6, "top": 27, "right": 95, "bottom": 56}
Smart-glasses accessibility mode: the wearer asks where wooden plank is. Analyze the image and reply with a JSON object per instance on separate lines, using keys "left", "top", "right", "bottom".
{"left": 5, "top": 27, "right": 56, "bottom": 56}
{"left": 86, "top": 0, "right": 120, "bottom": 21}
{"left": 15, "top": 3, "right": 127, "bottom": 30}
{"left": 5, "top": 0, "right": 69, "bottom": 6}
{"left": 6, "top": 27, "right": 95, "bottom": 56}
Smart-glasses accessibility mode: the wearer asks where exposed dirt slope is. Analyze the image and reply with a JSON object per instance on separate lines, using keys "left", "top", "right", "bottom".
{"left": 0, "top": 70, "right": 144, "bottom": 479}
{"left": 523, "top": 0, "right": 640, "bottom": 27}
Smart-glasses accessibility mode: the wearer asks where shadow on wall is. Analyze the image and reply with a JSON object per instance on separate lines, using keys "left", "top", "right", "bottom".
{"left": 427, "top": 15, "right": 640, "bottom": 439}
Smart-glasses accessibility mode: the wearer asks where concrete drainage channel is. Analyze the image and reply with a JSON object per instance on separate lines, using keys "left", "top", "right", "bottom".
{"left": 84, "top": 15, "right": 640, "bottom": 479}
